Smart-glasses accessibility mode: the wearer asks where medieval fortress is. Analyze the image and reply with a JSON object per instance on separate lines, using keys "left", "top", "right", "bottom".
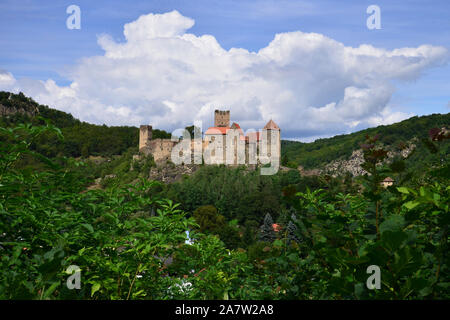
{"left": 139, "top": 110, "right": 281, "bottom": 174}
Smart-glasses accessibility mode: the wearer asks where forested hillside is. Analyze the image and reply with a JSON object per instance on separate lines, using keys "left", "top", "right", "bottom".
{"left": 0, "top": 91, "right": 170, "bottom": 158}
{"left": 282, "top": 113, "right": 450, "bottom": 169}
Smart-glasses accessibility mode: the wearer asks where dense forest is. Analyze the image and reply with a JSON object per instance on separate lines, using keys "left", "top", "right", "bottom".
{"left": 282, "top": 113, "right": 450, "bottom": 170}
{"left": 0, "top": 92, "right": 449, "bottom": 300}
{"left": 0, "top": 91, "right": 171, "bottom": 158}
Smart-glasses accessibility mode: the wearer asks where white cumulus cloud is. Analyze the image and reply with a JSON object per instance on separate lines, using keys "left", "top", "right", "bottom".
{"left": 0, "top": 70, "right": 17, "bottom": 89}
{"left": 1, "top": 10, "right": 448, "bottom": 139}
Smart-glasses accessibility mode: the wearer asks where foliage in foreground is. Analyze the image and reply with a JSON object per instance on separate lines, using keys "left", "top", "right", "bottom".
{"left": 0, "top": 123, "right": 448, "bottom": 299}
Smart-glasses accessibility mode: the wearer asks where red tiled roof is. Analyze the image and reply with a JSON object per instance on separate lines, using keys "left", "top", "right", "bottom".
{"left": 205, "top": 123, "right": 276, "bottom": 141}
{"left": 272, "top": 223, "right": 281, "bottom": 232}
{"left": 231, "top": 122, "right": 241, "bottom": 129}
{"left": 205, "top": 127, "right": 229, "bottom": 135}
{"left": 264, "top": 119, "right": 280, "bottom": 130}
{"left": 231, "top": 122, "right": 245, "bottom": 136}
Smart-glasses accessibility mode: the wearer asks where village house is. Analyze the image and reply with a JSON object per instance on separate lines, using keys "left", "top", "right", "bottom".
{"left": 381, "top": 177, "right": 394, "bottom": 188}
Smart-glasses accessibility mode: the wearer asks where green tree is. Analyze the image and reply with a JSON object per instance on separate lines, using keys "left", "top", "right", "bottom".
{"left": 259, "top": 213, "right": 275, "bottom": 242}
{"left": 193, "top": 205, "right": 226, "bottom": 234}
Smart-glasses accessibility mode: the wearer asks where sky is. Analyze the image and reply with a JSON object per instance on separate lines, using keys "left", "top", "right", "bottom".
{"left": 0, "top": 0, "right": 449, "bottom": 141}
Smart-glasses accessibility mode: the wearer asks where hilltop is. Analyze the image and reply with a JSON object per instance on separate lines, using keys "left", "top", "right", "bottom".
{"left": 1, "top": 91, "right": 448, "bottom": 177}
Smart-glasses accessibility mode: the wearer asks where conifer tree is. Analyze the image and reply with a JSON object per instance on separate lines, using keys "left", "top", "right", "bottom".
{"left": 259, "top": 213, "right": 275, "bottom": 242}
{"left": 286, "top": 221, "right": 299, "bottom": 244}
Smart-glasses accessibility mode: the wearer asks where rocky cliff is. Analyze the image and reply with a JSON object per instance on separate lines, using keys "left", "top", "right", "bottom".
{"left": 319, "top": 141, "right": 417, "bottom": 177}
{"left": 0, "top": 104, "right": 38, "bottom": 117}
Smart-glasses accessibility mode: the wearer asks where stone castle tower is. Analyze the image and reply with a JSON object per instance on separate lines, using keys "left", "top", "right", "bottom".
{"left": 262, "top": 119, "right": 281, "bottom": 162}
{"left": 139, "top": 125, "right": 152, "bottom": 151}
{"left": 139, "top": 125, "right": 177, "bottom": 162}
{"left": 214, "top": 110, "right": 230, "bottom": 127}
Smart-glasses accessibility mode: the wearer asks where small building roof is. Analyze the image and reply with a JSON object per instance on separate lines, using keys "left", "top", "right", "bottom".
{"left": 231, "top": 122, "right": 241, "bottom": 129}
{"left": 272, "top": 223, "right": 282, "bottom": 232}
{"left": 264, "top": 119, "right": 280, "bottom": 130}
{"left": 230, "top": 122, "right": 244, "bottom": 136}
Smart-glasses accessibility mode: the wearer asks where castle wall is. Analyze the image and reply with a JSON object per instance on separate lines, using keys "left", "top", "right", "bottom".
{"left": 190, "top": 139, "right": 203, "bottom": 164}
{"left": 224, "top": 131, "right": 245, "bottom": 165}
{"left": 149, "top": 139, "right": 178, "bottom": 162}
{"left": 204, "top": 134, "right": 226, "bottom": 164}
{"left": 246, "top": 141, "right": 258, "bottom": 165}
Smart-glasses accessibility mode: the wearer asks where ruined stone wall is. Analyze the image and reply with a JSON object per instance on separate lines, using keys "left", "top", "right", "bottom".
{"left": 149, "top": 139, "right": 178, "bottom": 162}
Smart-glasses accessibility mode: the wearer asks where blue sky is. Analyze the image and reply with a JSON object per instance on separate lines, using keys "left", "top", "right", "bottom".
{"left": 0, "top": 0, "right": 448, "bottom": 138}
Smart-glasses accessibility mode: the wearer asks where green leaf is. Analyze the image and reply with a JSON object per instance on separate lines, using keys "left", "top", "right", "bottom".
{"left": 397, "top": 187, "right": 410, "bottom": 194}
{"left": 81, "top": 223, "right": 94, "bottom": 233}
{"left": 403, "top": 201, "right": 420, "bottom": 210}
{"left": 43, "top": 281, "right": 60, "bottom": 299}
{"left": 91, "top": 283, "right": 101, "bottom": 297}
{"left": 419, "top": 187, "right": 425, "bottom": 197}
{"left": 272, "top": 239, "right": 284, "bottom": 247}
{"left": 380, "top": 215, "right": 405, "bottom": 234}
{"left": 382, "top": 230, "right": 408, "bottom": 252}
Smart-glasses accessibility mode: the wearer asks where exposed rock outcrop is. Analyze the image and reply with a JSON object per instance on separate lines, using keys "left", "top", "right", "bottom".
{"left": 148, "top": 163, "right": 200, "bottom": 183}
{"left": 319, "top": 141, "right": 416, "bottom": 177}
{"left": 0, "top": 103, "right": 38, "bottom": 117}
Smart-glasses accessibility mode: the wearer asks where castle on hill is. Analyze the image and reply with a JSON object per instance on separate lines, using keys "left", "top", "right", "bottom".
{"left": 139, "top": 110, "right": 280, "bottom": 170}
